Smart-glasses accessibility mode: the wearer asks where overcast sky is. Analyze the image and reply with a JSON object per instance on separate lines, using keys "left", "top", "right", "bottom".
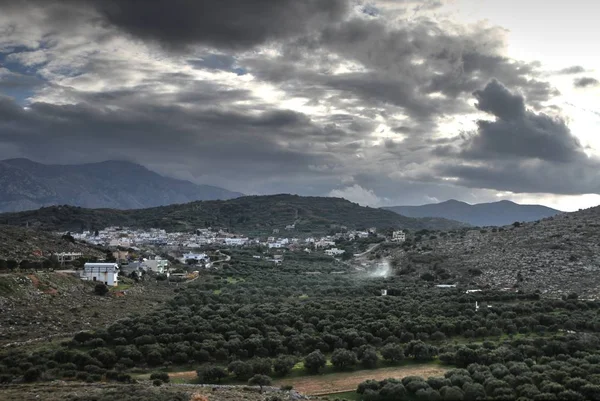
{"left": 0, "top": 0, "right": 598, "bottom": 211}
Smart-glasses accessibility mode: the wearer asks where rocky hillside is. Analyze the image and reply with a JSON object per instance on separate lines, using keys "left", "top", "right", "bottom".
{"left": 389, "top": 205, "right": 600, "bottom": 297}
{"left": 0, "top": 273, "right": 178, "bottom": 346}
{"left": 385, "top": 199, "right": 562, "bottom": 227}
{"left": 0, "top": 194, "right": 468, "bottom": 235}
{"left": 0, "top": 158, "right": 242, "bottom": 213}
{"left": 0, "top": 225, "right": 104, "bottom": 261}
{"left": 0, "top": 383, "right": 302, "bottom": 401}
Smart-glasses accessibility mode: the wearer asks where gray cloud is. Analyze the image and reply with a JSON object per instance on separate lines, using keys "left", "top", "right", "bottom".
{"left": 0, "top": 68, "right": 44, "bottom": 91}
{"left": 87, "top": 0, "right": 349, "bottom": 50}
{"left": 473, "top": 79, "right": 525, "bottom": 120}
{"left": 556, "top": 65, "right": 585, "bottom": 75}
{"left": 574, "top": 77, "right": 599, "bottom": 88}
{"left": 439, "top": 162, "right": 600, "bottom": 195}
{"left": 432, "top": 80, "right": 600, "bottom": 195}
{"left": 0, "top": 0, "right": 593, "bottom": 207}
{"left": 462, "top": 80, "right": 585, "bottom": 163}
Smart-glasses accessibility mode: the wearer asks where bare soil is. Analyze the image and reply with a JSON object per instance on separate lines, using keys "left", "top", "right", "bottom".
{"left": 169, "top": 364, "right": 447, "bottom": 396}
{"left": 276, "top": 364, "right": 447, "bottom": 395}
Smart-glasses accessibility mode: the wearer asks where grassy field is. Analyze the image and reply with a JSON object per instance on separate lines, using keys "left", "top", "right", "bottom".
{"left": 322, "top": 390, "right": 362, "bottom": 401}
{"left": 274, "top": 364, "right": 447, "bottom": 395}
{"left": 165, "top": 363, "right": 447, "bottom": 396}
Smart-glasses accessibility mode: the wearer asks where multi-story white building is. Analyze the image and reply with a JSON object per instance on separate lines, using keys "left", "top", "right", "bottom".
{"left": 142, "top": 257, "right": 169, "bottom": 273}
{"left": 82, "top": 263, "right": 119, "bottom": 286}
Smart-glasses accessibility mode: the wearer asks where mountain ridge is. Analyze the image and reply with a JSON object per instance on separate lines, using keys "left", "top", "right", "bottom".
{"left": 0, "top": 194, "right": 468, "bottom": 235}
{"left": 0, "top": 158, "right": 243, "bottom": 212}
{"left": 384, "top": 198, "right": 562, "bottom": 227}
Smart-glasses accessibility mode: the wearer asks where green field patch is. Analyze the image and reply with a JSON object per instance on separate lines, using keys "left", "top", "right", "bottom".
{"left": 322, "top": 390, "right": 361, "bottom": 401}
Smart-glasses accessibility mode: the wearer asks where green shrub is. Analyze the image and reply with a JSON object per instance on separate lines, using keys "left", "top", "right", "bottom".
{"left": 150, "top": 371, "right": 170, "bottom": 383}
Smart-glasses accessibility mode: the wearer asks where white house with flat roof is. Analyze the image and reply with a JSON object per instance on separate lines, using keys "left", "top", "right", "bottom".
{"left": 392, "top": 230, "right": 406, "bottom": 242}
{"left": 82, "top": 263, "right": 119, "bottom": 286}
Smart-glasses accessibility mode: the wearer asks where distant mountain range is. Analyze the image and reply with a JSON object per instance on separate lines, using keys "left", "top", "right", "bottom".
{"left": 0, "top": 194, "right": 468, "bottom": 235}
{"left": 0, "top": 158, "right": 243, "bottom": 213}
{"left": 384, "top": 199, "right": 562, "bottom": 227}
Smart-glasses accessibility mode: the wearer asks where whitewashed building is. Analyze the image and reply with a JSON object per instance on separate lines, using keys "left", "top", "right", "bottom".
{"left": 182, "top": 252, "right": 209, "bottom": 263}
{"left": 225, "top": 237, "right": 249, "bottom": 246}
{"left": 142, "top": 257, "right": 169, "bottom": 273}
{"left": 392, "top": 230, "right": 406, "bottom": 242}
{"left": 325, "top": 248, "right": 346, "bottom": 256}
{"left": 82, "top": 263, "right": 119, "bottom": 286}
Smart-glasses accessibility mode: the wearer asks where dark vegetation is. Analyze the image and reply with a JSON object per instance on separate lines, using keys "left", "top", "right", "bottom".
{"left": 0, "top": 224, "right": 104, "bottom": 262}
{"left": 2, "top": 249, "right": 600, "bottom": 401}
{"left": 0, "top": 194, "right": 467, "bottom": 235}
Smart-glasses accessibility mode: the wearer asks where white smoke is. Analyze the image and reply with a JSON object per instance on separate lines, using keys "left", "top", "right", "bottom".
{"left": 368, "top": 258, "right": 391, "bottom": 278}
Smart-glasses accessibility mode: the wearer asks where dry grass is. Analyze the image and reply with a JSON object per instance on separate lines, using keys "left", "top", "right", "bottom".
{"left": 275, "top": 364, "right": 448, "bottom": 395}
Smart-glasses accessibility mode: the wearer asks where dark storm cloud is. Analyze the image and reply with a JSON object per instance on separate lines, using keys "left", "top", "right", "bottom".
{"left": 87, "top": 0, "right": 349, "bottom": 50}
{"left": 472, "top": 79, "right": 525, "bottom": 120}
{"left": 574, "top": 77, "right": 599, "bottom": 88}
{"left": 432, "top": 80, "right": 600, "bottom": 195}
{"left": 0, "top": 91, "right": 344, "bottom": 180}
{"left": 440, "top": 162, "right": 600, "bottom": 195}
{"left": 461, "top": 80, "right": 585, "bottom": 163}
{"left": 0, "top": 0, "right": 585, "bottom": 203}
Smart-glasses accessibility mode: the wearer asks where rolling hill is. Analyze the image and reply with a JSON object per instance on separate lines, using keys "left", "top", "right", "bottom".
{"left": 0, "top": 158, "right": 242, "bottom": 213}
{"left": 0, "top": 225, "right": 104, "bottom": 261}
{"left": 387, "top": 205, "right": 600, "bottom": 296}
{"left": 384, "top": 199, "right": 562, "bottom": 227}
{"left": 0, "top": 194, "right": 468, "bottom": 235}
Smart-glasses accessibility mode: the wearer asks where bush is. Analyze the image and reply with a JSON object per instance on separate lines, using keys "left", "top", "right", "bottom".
{"left": 304, "top": 350, "right": 326, "bottom": 374}
{"left": 381, "top": 343, "right": 405, "bottom": 363}
{"left": 196, "top": 365, "right": 227, "bottom": 383}
{"left": 153, "top": 379, "right": 163, "bottom": 386}
{"left": 228, "top": 360, "right": 253, "bottom": 380}
{"left": 331, "top": 349, "right": 357, "bottom": 370}
{"left": 250, "top": 358, "right": 272, "bottom": 375}
{"left": 23, "top": 368, "right": 42, "bottom": 382}
{"left": 150, "top": 371, "right": 170, "bottom": 383}
{"left": 248, "top": 374, "right": 272, "bottom": 392}
{"left": 76, "top": 371, "right": 89, "bottom": 381}
{"left": 273, "top": 355, "right": 296, "bottom": 377}
{"left": 94, "top": 283, "right": 109, "bottom": 296}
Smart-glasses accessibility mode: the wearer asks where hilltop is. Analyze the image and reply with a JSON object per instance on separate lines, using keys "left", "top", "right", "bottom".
{"left": 387, "top": 205, "right": 600, "bottom": 296}
{"left": 0, "top": 225, "right": 104, "bottom": 261}
{"left": 0, "top": 158, "right": 242, "bottom": 213}
{"left": 385, "top": 199, "right": 562, "bottom": 227}
{"left": 0, "top": 194, "right": 467, "bottom": 235}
